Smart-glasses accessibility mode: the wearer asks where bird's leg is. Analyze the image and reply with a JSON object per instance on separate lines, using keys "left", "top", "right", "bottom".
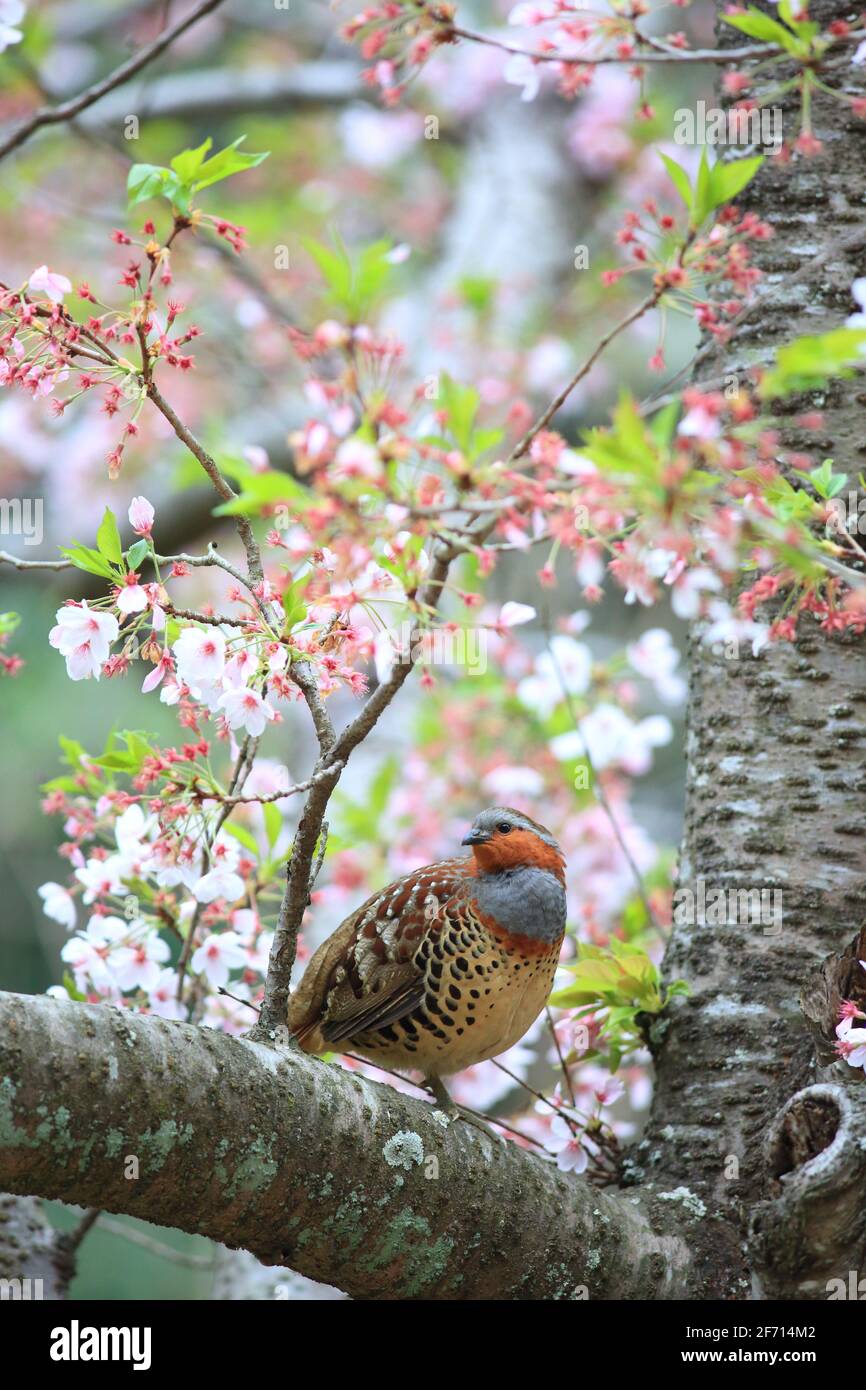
{"left": 424, "top": 1075, "right": 504, "bottom": 1143}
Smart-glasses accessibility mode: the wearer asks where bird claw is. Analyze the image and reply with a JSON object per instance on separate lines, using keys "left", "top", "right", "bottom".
{"left": 425, "top": 1077, "right": 504, "bottom": 1143}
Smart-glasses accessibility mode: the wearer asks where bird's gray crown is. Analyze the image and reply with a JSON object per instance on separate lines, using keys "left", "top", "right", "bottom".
{"left": 462, "top": 806, "right": 561, "bottom": 849}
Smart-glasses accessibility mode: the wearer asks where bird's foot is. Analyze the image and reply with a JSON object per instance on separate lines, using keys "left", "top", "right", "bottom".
{"left": 424, "top": 1076, "right": 504, "bottom": 1143}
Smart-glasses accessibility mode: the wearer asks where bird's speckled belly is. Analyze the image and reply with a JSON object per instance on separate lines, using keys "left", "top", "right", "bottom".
{"left": 353, "top": 922, "right": 561, "bottom": 1077}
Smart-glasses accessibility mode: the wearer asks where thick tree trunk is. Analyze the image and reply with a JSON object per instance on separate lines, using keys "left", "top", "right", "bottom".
{"left": 640, "top": 0, "right": 866, "bottom": 1298}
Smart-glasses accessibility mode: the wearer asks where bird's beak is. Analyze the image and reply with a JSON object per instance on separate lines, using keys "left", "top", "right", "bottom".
{"left": 462, "top": 828, "right": 492, "bottom": 846}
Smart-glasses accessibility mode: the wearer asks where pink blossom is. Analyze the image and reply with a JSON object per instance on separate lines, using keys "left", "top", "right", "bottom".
{"left": 128, "top": 495, "right": 155, "bottom": 535}
{"left": 148, "top": 969, "right": 187, "bottom": 1021}
{"left": 142, "top": 650, "right": 173, "bottom": 693}
{"left": 28, "top": 264, "right": 72, "bottom": 303}
{"left": 627, "top": 628, "right": 687, "bottom": 704}
{"left": 503, "top": 53, "right": 540, "bottom": 102}
{"left": 74, "top": 854, "right": 125, "bottom": 904}
{"left": 548, "top": 1115, "right": 589, "bottom": 1173}
{"left": 223, "top": 647, "right": 258, "bottom": 688}
{"left": 0, "top": 1, "right": 25, "bottom": 53}
{"left": 498, "top": 601, "right": 536, "bottom": 627}
{"left": 482, "top": 765, "right": 545, "bottom": 799}
{"left": 838, "top": 1028, "right": 866, "bottom": 1070}
{"left": 37, "top": 881, "right": 76, "bottom": 931}
{"left": 116, "top": 573, "right": 149, "bottom": 614}
{"left": 218, "top": 685, "right": 277, "bottom": 737}
{"left": 112, "top": 931, "right": 171, "bottom": 992}
{"left": 173, "top": 625, "right": 226, "bottom": 687}
{"left": 49, "top": 602, "right": 119, "bottom": 681}
{"left": 60, "top": 915, "right": 127, "bottom": 989}
{"left": 191, "top": 930, "right": 247, "bottom": 987}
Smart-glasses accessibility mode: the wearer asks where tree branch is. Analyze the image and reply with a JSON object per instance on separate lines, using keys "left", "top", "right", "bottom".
{"left": 0, "top": 990, "right": 692, "bottom": 1300}
{"left": 0, "top": 0, "right": 228, "bottom": 165}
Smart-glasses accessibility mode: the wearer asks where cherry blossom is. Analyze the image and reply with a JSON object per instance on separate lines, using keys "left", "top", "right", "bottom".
{"left": 192, "top": 838, "right": 245, "bottom": 905}
{"left": 218, "top": 685, "right": 277, "bottom": 737}
{"left": 37, "top": 881, "right": 76, "bottom": 931}
{"left": 551, "top": 703, "right": 672, "bottom": 775}
{"left": 0, "top": 0, "right": 24, "bottom": 52}
{"left": 191, "top": 930, "right": 248, "bottom": 988}
{"left": 482, "top": 765, "right": 546, "bottom": 800}
{"left": 74, "top": 854, "right": 126, "bottom": 904}
{"left": 172, "top": 626, "right": 227, "bottom": 687}
{"left": 503, "top": 53, "right": 541, "bottom": 102}
{"left": 837, "top": 1027, "right": 866, "bottom": 1072}
{"left": 547, "top": 1114, "right": 589, "bottom": 1173}
{"left": 148, "top": 969, "right": 187, "bottom": 1021}
{"left": 116, "top": 573, "right": 149, "bottom": 615}
{"left": 112, "top": 931, "right": 172, "bottom": 992}
{"left": 517, "top": 634, "right": 593, "bottom": 718}
{"left": 49, "top": 603, "right": 119, "bottom": 681}
{"left": 128, "top": 496, "right": 155, "bottom": 535}
{"left": 60, "top": 916, "right": 128, "bottom": 991}
{"left": 28, "top": 264, "right": 71, "bottom": 303}
{"left": 627, "top": 629, "right": 687, "bottom": 705}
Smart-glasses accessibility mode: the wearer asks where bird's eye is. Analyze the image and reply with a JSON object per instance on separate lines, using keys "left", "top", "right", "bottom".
{"left": 496, "top": 822, "right": 512, "bottom": 834}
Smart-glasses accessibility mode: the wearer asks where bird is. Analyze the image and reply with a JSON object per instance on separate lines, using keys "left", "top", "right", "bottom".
{"left": 287, "top": 806, "right": 567, "bottom": 1125}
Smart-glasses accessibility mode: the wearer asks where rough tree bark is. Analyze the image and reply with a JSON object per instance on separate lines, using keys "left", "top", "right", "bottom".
{"left": 0, "top": 992, "right": 691, "bottom": 1301}
{"left": 2, "top": 1, "right": 866, "bottom": 1301}
{"left": 637, "top": 0, "right": 866, "bottom": 1298}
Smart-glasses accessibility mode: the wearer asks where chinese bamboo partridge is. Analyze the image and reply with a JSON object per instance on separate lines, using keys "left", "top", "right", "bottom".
{"left": 287, "top": 807, "right": 567, "bottom": 1116}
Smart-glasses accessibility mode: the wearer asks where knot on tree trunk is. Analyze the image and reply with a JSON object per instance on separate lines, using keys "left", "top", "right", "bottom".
{"left": 750, "top": 1083, "right": 866, "bottom": 1299}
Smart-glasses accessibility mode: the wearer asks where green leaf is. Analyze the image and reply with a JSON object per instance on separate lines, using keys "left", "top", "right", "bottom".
{"left": 59, "top": 543, "right": 117, "bottom": 580}
{"left": 303, "top": 235, "right": 396, "bottom": 320}
{"left": 263, "top": 802, "right": 282, "bottom": 850}
{"left": 213, "top": 467, "right": 311, "bottom": 518}
{"left": 62, "top": 971, "right": 87, "bottom": 1003}
{"left": 126, "top": 538, "right": 150, "bottom": 571}
{"left": 649, "top": 398, "right": 681, "bottom": 446}
{"left": 189, "top": 136, "right": 269, "bottom": 193}
{"left": 722, "top": 6, "right": 804, "bottom": 52}
{"left": 659, "top": 152, "right": 693, "bottom": 210}
{"left": 439, "top": 373, "right": 480, "bottom": 455}
{"left": 694, "top": 148, "right": 711, "bottom": 222}
{"left": 759, "top": 328, "right": 866, "bottom": 398}
{"left": 0, "top": 611, "right": 21, "bottom": 636}
{"left": 169, "top": 138, "right": 213, "bottom": 185}
{"left": 224, "top": 822, "right": 259, "bottom": 856}
{"left": 127, "top": 163, "right": 183, "bottom": 210}
{"left": 794, "top": 457, "right": 848, "bottom": 500}
{"left": 96, "top": 508, "right": 123, "bottom": 565}
{"left": 707, "top": 155, "right": 764, "bottom": 209}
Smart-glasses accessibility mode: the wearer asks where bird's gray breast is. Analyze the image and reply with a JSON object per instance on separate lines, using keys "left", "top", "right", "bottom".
{"left": 473, "top": 867, "right": 566, "bottom": 943}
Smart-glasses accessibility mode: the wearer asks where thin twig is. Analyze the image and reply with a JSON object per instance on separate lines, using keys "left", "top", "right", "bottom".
{"left": 509, "top": 287, "right": 664, "bottom": 461}
{"left": 545, "top": 630, "right": 663, "bottom": 937}
{"left": 546, "top": 1006, "right": 577, "bottom": 1108}
{"left": 0, "top": 550, "right": 72, "bottom": 571}
{"left": 0, "top": 0, "right": 227, "bottom": 164}
{"left": 96, "top": 1215, "right": 216, "bottom": 1268}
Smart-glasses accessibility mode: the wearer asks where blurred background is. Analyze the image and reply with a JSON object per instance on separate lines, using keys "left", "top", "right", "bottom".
{"left": 0, "top": 0, "right": 716, "bottom": 1296}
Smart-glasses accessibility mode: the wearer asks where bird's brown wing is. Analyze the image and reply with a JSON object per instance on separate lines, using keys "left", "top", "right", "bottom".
{"left": 287, "top": 858, "right": 471, "bottom": 1053}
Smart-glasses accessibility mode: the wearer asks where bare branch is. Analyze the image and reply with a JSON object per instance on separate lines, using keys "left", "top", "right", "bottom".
{"left": 0, "top": 0, "right": 228, "bottom": 165}
{"left": 0, "top": 550, "right": 72, "bottom": 571}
